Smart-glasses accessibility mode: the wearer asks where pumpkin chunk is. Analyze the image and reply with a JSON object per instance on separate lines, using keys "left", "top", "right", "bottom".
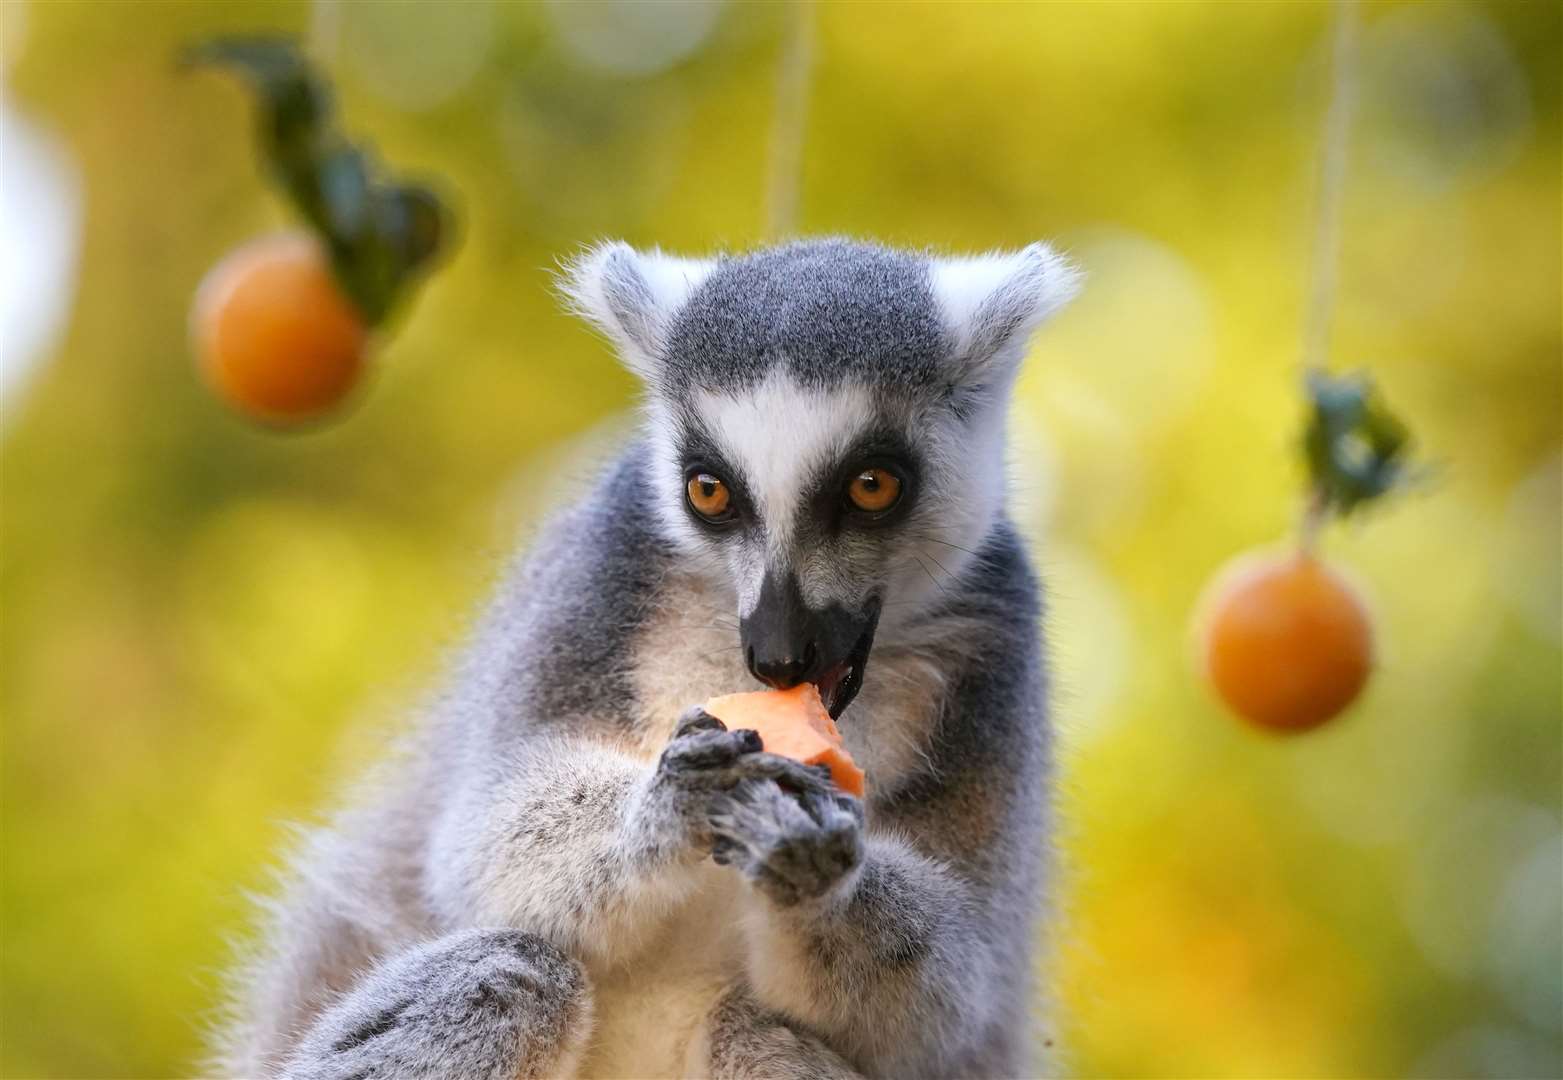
{"left": 703, "top": 684, "right": 866, "bottom": 798}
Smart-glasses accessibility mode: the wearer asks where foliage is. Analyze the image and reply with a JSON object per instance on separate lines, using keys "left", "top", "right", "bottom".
{"left": 1302, "top": 369, "right": 1413, "bottom": 516}
{"left": 183, "top": 35, "right": 449, "bottom": 324}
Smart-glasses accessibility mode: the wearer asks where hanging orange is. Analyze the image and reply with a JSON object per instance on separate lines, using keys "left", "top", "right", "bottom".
{"left": 1197, "top": 551, "right": 1373, "bottom": 732}
{"left": 191, "top": 231, "right": 368, "bottom": 425}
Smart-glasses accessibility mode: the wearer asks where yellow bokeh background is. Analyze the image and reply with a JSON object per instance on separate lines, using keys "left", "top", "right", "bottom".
{"left": 2, "top": 2, "right": 1558, "bottom": 1077}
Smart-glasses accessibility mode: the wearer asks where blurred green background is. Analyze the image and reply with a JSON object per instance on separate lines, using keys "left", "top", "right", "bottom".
{"left": 2, "top": 1, "right": 1559, "bottom": 1077}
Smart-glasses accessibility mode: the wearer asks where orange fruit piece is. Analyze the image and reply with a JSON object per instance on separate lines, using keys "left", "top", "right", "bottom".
{"left": 1197, "top": 551, "right": 1374, "bottom": 732}
{"left": 703, "top": 684, "right": 866, "bottom": 797}
{"left": 191, "top": 231, "right": 368, "bottom": 425}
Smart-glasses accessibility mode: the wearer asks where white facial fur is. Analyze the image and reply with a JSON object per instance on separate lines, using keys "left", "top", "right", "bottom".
{"left": 692, "top": 373, "right": 875, "bottom": 616}
{"left": 642, "top": 373, "right": 1009, "bottom": 642}
{"left": 562, "top": 239, "right": 1080, "bottom": 639}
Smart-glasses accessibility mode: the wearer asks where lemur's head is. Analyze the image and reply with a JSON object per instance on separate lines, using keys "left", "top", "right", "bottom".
{"left": 564, "top": 238, "right": 1078, "bottom": 718}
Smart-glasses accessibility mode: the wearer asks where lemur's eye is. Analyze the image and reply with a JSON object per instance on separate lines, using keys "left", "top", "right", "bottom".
{"left": 686, "top": 472, "right": 733, "bottom": 521}
{"left": 847, "top": 467, "right": 902, "bottom": 514}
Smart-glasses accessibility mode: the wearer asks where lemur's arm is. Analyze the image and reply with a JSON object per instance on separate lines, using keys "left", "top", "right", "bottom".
{"left": 428, "top": 709, "right": 826, "bottom": 972}
{"left": 711, "top": 771, "right": 1010, "bottom": 1077}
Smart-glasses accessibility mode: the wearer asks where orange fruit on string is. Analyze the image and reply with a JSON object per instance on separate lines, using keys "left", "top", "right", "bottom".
{"left": 1197, "top": 550, "right": 1373, "bottom": 733}
{"left": 191, "top": 231, "right": 368, "bottom": 425}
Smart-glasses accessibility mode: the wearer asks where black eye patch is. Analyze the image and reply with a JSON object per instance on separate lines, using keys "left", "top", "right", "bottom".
{"left": 675, "top": 423, "right": 754, "bottom": 532}
{"left": 804, "top": 429, "right": 920, "bottom": 532}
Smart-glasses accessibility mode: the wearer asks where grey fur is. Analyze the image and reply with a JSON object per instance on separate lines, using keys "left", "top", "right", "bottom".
{"left": 660, "top": 239, "right": 949, "bottom": 394}
{"left": 703, "top": 985, "right": 862, "bottom": 1079}
{"left": 279, "top": 929, "right": 591, "bottom": 1080}
{"left": 214, "top": 239, "right": 1076, "bottom": 1079}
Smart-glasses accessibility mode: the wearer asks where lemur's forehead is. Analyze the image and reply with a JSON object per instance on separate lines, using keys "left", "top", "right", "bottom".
{"left": 660, "top": 240, "right": 949, "bottom": 395}
{"left": 681, "top": 373, "right": 883, "bottom": 543}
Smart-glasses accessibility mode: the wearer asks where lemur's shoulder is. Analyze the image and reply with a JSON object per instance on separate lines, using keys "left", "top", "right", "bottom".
{"left": 456, "top": 445, "right": 675, "bottom": 750}
{"left": 946, "top": 517, "right": 1043, "bottom": 627}
{"left": 874, "top": 519, "right": 1050, "bottom": 863}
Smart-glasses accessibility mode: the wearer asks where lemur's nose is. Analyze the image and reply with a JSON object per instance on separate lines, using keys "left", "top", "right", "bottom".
{"left": 746, "top": 641, "right": 818, "bottom": 689}
{"left": 741, "top": 570, "right": 826, "bottom": 689}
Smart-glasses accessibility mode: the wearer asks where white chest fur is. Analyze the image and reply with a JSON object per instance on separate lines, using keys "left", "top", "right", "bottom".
{"left": 578, "top": 864, "right": 745, "bottom": 1079}
{"left": 583, "top": 576, "right": 948, "bottom": 1076}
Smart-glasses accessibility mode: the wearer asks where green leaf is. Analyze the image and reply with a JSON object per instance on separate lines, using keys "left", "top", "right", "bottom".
{"left": 182, "top": 36, "right": 330, "bottom": 170}
{"left": 379, "top": 184, "right": 448, "bottom": 273}
{"left": 185, "top": 35, "right": 452, "bottom": 327}
{"left": 1302, "top": 370, "right": 1415, "bottom": 516}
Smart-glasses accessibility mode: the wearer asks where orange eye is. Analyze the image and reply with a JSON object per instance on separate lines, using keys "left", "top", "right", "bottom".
{"left": 847, "top": 467, "right": 902, "bottom": 514}
{"left": 686, "top": 473, "right": 733, "bottom": 520}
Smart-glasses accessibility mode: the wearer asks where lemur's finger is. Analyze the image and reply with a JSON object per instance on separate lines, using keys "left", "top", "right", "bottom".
{"left": 672, "top": 705, "right": 726, "bottom": 741}
{"left": 812, "top": 811, "right": 864, "bottom": 883}
{"left": 708, "top": 779, "right": 812, "bottom": 852}
{"left": 706, "top": 784, "right": 761, "bottom": 850}
{"left": 732, "top": 753, "right": 838, "bottom": 797}
{"left": 796, "top": 785, "right": 864, "bottom": 831}
{"left": 660, "top": 728, "right": 761, "bottom": 776}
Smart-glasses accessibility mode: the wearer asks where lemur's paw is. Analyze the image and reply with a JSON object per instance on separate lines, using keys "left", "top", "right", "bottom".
{"left": 282, "top": 929, "right": 591, "bottom": 1080}
{"left": 668, "top": 711, "right": 848, "bottom": 800}
{"left": 643, "top": 706, "right": 766, "bottom": 851}
{"left": 658, "top": 707, "right": 764, "bottom": 789}
{"left": 709, "top": 776, "right": 864, "bottom": 906}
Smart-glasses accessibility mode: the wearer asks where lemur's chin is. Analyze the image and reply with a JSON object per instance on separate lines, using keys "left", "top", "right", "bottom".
{"left": 814, "top": 609, "right": 880, "bottom": 721}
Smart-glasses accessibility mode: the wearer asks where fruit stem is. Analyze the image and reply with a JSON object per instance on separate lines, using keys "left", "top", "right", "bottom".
{"left": 1298, "top": 488, "right": 1329, "bottom": 557}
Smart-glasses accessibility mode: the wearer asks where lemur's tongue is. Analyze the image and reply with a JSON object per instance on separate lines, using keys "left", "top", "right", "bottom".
{"left": 813, "top": 662, "right": 852, "bottom": 719}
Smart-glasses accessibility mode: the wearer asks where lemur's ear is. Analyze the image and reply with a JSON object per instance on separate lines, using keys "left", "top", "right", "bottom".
{"left": 930, "top": 243, "right": 1081, "bottom": 389}
{"left": 560, "top": 241, "right": 716, "bottom": 380}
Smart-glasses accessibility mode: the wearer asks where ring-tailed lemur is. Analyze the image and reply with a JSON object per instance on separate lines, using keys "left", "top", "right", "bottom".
{"left": 214, "top": 238, "right": 1079, "bottom": 1079}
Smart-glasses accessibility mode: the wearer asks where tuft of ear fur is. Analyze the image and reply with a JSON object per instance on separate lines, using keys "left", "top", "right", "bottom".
{"left": 930, "top": 243, "right": 1082, "bottom": 388}
{"left": 558, "top": 241, "right": 716, "bottom": 381}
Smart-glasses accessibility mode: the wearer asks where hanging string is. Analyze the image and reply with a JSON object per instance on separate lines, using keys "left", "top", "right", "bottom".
{"left": 1299, "top": 0, "right": 1360, "bottom": 552}
{"left": 765, "top": 0, "right": 815, "bottom": 239}
{"left": 1302, "top": 0, "right": 1360, "bottom": 374}
{"left": 307, "top": 0, "right": 343, "bottom": 65}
